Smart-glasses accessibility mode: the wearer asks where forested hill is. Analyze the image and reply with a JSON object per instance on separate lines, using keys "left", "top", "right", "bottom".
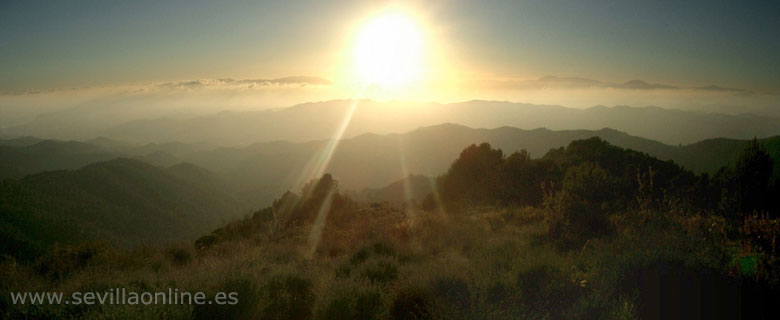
{"left": 186, "top": 137, "right": 778, "bottom": 319}
{"left": 0, "top": 158, "right": 246, "bottom": 260}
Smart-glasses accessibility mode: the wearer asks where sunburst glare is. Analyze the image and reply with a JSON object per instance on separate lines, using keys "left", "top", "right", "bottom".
{"left": 353, "top": 12, "right": 425, "bottom": 89}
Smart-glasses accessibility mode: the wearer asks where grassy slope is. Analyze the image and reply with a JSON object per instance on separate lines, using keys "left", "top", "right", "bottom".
{"left": 0, "top": 202, "right": 748, "bottom": 319}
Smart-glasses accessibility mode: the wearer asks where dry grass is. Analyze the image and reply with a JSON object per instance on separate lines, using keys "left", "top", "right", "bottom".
{"left": 1, "top": 200, "right": 774, "bottom": 319}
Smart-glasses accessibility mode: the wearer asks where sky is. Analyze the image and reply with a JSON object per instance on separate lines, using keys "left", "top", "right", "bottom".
{"left": 2, "top": 0, "right": 779, "bottom": 91}
{"left": 1, "top": 0, "right": 779, "bottom": 122}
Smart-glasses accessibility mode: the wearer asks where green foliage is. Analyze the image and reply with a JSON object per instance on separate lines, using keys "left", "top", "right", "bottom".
{"left": 0, "top": 158, "right": 245, "bottom": 261}
{"left": 259, "top": 274, "right": 315, "bottom": 320}
{"left": 34, "top": 242, "right": 112, "bottom": 280}
{"left": 733, "top": 139, "right": 775, "bottom": 215}
{"left": 193, "top": 276, "right": 259, "bottom": 320}
{"left": 165, "top": 246, "right": 192, "bottom": 266}
{"left": 315, "top": 286, "right": 383, "bottom": 320}
{"left": 391, "top": 286, "right": 433, "bottom": 320}
{"left": 339, "top": 242, "right": 400, "bottom": 284}
{"left": 502, "top": 150, "right": 555, "bottom": 206}
{"left": 435, "top": 138, "right": 699, "bottom": 215}
{"left": 194, "top": 234, "right": 218, "bottom": 251}
{"left": 430, "top": 275, "right": 472, "bottom": 313}
{"left": 515, "top": 265, "right": 584, "bottom": 318}
{"left": 358, "top": 257, "right": 399, "bottom": 284}
{"left": 711, "top": 138, "right": 779, "bottom": 221}
{"left": 0, "top": 179, "right": 93, "bottom": 261}
{"left": 742, "top": 213, "right": 780, "bottom": 283}
{"left": 439, "top": 143, "right": 505, "bottom": 206}
{"left": 547, "top": 162, "right": 617, "bottom": 246}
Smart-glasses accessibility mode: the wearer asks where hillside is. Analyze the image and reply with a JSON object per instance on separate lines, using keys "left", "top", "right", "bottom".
{"left": 178, "top": 124, "right": 780, "bottom": 206}
{"left": 0, "top": 140, "right": 117, "bottom": 179}
{"left": 0, "top": 158, "right": 246, "bottom": 260}
{"left": 1, "top": 125, "right": 777, "bottom": 210}
{"left": 2, "top": 138, "right": 779, "bottom": 319}
{"left": 349, "top": 175, "right": 436, "bottom": 205}
{"left": 182, "top": 138, "right": 776, "bottom": 319}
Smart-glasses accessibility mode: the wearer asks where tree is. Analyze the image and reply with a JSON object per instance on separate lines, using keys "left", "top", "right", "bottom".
{"left": 502, "top": 150, "right": 553, "bottom": 206}
{"left": 439, "top": 143, "right": 504, "bottom": 206}
{"left": 548, "top": 162, "right": 617, "bottom": 245}
{"left": 732, "top": 138, "right": 774, "bottom": 216}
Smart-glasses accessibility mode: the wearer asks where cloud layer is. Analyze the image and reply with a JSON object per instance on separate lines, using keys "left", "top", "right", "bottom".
{"left": 480, "top": 76, "right": 753, "bottom": 94}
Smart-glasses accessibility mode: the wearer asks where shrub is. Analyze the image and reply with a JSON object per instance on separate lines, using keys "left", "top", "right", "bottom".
{"left": 165, "top": 246, "right": 192, "bottom": 266}
{"left": 485, "top": 281, "right": 518, "bottom": 311}
{"left": 358, "top": 257, "right": 399, "bottom": 284}
{"left": 516, "top": 265, "right": 582, "bottom": 318}
{"left": 391, "top": 287, "right": 433, "bottom": 320}
{"left": 439, "top": 143, "right": 505, "bottom": 206}
{"left": 431, "top": 275, "right": 471, "bottom": 312}
{"left": 340, "top": 241, "right": 398, "bottom": 277}
{"left": 35, "top": 242, "right": 111, "bottom": 280}
{"left": 193, "top": 276, "right": 259, "bottom": 320}
{"left": 195, "top": 234, "right": 218, "bottom": 251}
{"left": 742, "top": 213, "right": 780, "bottom": 283}
{"left": 732, "top": 139, "right": 774, "bottom": 216}
{"left": 316, "top": 287, "right": 383, "bottom": 320}
{"left": 259, "top": 274, "right": 315, "bottom": 320}
{"left": 548, "top": 162, "right": 617, "bottom": 246}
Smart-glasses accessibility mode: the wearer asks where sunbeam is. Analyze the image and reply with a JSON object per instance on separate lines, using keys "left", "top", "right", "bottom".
{"left": 425, "top": 175, "right": 448, "bottom": 220}
{"left": 291, "top": 98, "right": 362, "bottom": 196}
{"left": 398, "top": 138, "right": 414, "bottom": 207}
{"left": 305, "top": 187, "right": 337, "bottom": 259}
{"left": 298, "top": 96, "right": 363, "bottom": 259}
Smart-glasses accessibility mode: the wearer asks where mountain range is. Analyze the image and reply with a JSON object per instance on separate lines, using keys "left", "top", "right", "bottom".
{"left": 4, "top": 100, "right": 779, "bottom": 146}
{"left": 3, "top": 123, "right": 779, "bottom": 210}
{"left": 2, "top": 120, "right": 779, "bottom": 260}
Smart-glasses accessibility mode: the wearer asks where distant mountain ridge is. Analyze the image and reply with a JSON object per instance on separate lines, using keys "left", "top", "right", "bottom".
{"left": 0, "top": 139, "right": 116, "bottom": 179}
{"left": 2, "top": 124, "right": 778, "bottom": 210}
{"left": 4, "top": 100, "right": 779, "bottom": 146}
{"left": 147, "top": 123, "right": 780, "bottom": 207}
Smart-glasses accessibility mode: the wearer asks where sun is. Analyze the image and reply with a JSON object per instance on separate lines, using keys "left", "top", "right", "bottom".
{"left": 354, "top": 12, "right": 425, "bottom": 88}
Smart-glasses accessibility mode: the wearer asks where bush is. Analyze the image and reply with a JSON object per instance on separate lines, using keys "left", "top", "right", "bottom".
{"left": 439, "top": 143, "right": 505, "bottom": 206}
{"left": 516, "top": 265, "right": 582, "bottom": 318}
{"left": 316, "top": 287, "right": 383, "bottom": 320}
{"left": 195, "top": 234, "right": 218, "bottom": 251}
{"left": 431, "top": 275, "right": 472, "bottom": 313}
{"left": 548, "top": 162, "right": 617, "bottom": 246}
{"left": 358, "top": 258, "right": 399, "bottom": 284}
{"left": 732, "top": 139, "right": 774, "bottom": 216}
{"left": 742, "top": 213, "right": 780, "bottom": 283}
{"left": 340, "top": 242, "right": 398, "bottom": 277}
{"left": 391, "top": 287, "right": 433, "bottom": 320}
{"left": 486, "top": 281, "right": 515, "bottom": 306}
{"left": 193, "top": 276, "right": 259, "bottom": 320}
{"left": 35, "top": 242, "right": 111, "bottom": 280}
{"left": 165, "top": 246, "right": 192, "bottom": 266}
{"left": 259, "top": 274, "right": 315, "bottom": 320}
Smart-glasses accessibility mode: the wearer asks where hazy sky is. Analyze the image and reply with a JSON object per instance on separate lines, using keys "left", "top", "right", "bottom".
{"left": 1, "top": 0, "right": 779, "bottom": 92}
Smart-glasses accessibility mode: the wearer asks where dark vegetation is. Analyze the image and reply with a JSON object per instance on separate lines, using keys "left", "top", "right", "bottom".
{"left": 0, "top": 159, "right": 245, "bottom": 261}
{"left": 2, "top": 137, "right": 779, "bottom": 319}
